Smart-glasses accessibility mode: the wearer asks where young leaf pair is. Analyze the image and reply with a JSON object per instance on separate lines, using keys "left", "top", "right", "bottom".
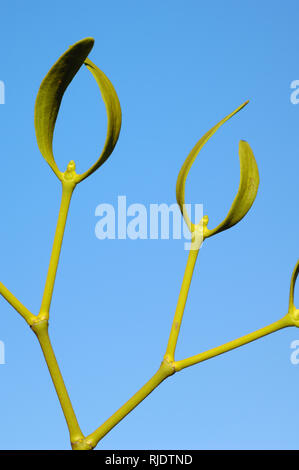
{"left": 35, "top": 37, "right": 121, "bottom": 185}
{"left": 176, "top": 100, "right": 259, "bottom": 241}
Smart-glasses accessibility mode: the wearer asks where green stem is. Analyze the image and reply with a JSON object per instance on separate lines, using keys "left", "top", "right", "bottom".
{"left": 165, "top": 241, "right": 200, "bottom": 362}
{"left": 175, "top": 316, "right": 292, "bottom": 371}
{"left": 0, "top": 282, "right": 36, "bottom": 325}
{"left": 39, "top": 181, "right": 75, "bottom": 319}
{"left": 31, "top": 319, "right": 85, "bottom": 446}
{"left": 86, "top": 359, "right": 175, "bottom": 449}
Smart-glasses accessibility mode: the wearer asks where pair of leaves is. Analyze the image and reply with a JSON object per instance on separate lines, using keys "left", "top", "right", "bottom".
{"left": 176, "top": 101, "right": 259, "bottom": 238}
{"left": 34, "top": 37, "right": 122, "bottom": 183}
{"left": 176, "top": 109, "right": 299, "bottom": 323}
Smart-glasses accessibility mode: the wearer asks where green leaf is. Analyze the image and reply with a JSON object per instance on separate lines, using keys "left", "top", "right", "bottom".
{"left": 75, "top": 58, "right": 122, "bottom": 183}
{"left": 205, "top": 139, "right": 259, "bottom": 238}
{"left": 34, "top": 38, "right": 95, "bottom": 179}
{"left": 288, "top": 259, "right": 299, "bottom": 313}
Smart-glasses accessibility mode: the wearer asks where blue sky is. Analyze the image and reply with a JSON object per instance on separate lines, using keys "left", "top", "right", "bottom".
{"left": 0, "top": 0, "right": 299, "bottom": 450}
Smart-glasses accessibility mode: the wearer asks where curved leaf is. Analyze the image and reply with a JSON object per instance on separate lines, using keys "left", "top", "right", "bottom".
{"left": 34, "top": 38, "right": 95, "bottom": 179}
{"left": 75, "top": 58, "right": 122, "bottom": 183}
{"left": 288, "top": 259, "right": 299, "bottom": 313}
{"left": 176, "top": 101, "right": 249, "bottom": 233}
{"left": 204, "top": 139, "right": 259, "bottom": 238}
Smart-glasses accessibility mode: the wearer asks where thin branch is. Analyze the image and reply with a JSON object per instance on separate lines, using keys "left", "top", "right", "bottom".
{"left": 174, "top": 316, "right": 292, "bottom": 371}
{"left": 39, "top": 181, "right": 75, "bottom": 319}
{"left": 0, "top": 282, "right": 36, "bottom": 325}
{"left": 31, "top": 319, "right": 85, "bottom": 447}
{"left": 85, "top": 359, "right": 175, "bottom": 449}
{"left": 164, "top": 234, "right": 202, "bottom": 362}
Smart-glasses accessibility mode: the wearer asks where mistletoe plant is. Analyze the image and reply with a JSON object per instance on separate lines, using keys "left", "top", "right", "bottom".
{"left": 1, "top": 38, "right": 298, "bottom": 450}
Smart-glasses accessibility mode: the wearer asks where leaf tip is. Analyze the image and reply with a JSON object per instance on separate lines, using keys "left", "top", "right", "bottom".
{"left": 238, "top": 100, "right": 249, "bottom": 112}
{"left": 70, "top": 37, "right": 94, "bottom": 49}
{"left": 239, "top": 139, "right": 249, "bottom": 148}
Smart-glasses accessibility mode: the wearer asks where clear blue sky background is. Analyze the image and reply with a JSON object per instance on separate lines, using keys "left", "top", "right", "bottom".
{"left": 0, "top": 0, "right": 298, "bottom": 450}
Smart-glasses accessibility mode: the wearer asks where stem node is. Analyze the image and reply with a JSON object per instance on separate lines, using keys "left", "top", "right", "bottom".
{"left": 71, "top": 437, "right": 94, "bottom": 451}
